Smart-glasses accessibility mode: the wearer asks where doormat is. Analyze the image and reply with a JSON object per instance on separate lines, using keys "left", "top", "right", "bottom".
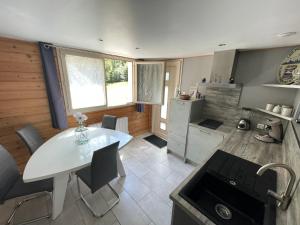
{"left": 144, "top": 134, "right": 167, "bottom": 148}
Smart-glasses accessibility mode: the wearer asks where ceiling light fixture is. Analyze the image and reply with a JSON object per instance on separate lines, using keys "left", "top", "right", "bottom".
{"left": 277, "top": 32, "right": 297, "bottom": 38}
{"left": 218, "top": 43, "right": 226, "bottom": 46}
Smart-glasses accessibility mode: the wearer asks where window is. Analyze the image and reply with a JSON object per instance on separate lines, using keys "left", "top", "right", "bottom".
{"left": 59, "top": 49, "right": 133, "bottom": 113}
{"left": 135, "top": 62, "right": 165, "bottom": 104}
{"left": 104, "top": 59, "right": 133, "bottom": 107}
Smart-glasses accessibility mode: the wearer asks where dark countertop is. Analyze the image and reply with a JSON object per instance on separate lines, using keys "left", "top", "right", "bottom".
{"left": 189, "top": 119, "right": 235, "bottom": 136}
{"left": 170, "top": 128, "right": 287, "bottom": 225}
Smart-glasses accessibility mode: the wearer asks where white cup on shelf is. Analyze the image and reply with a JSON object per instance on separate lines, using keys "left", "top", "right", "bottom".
{"left": 281, "top": 106, "right": 293, "bottom": 117}
{"left": 265, "top": 103, "right": 274, "bottom": 111}
{"left": 272, "top": 105, "right": 282, "bottom": 114}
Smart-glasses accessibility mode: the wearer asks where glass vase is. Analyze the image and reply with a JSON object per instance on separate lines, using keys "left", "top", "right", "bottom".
{"left": 75, "top": 124, "right": 89, "bottom": 145}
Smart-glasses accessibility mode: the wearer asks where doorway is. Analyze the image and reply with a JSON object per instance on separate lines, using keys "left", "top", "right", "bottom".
{"left": 152, "top": 60, "right": 182, "bottom": 140}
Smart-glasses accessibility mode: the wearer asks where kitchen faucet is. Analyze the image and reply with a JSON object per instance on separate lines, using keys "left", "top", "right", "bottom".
{"left": 257, "top": 163, "right": 296, "bottom": 210}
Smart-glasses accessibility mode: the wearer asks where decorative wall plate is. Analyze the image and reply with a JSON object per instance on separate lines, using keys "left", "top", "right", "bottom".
{"left": 278, "top": 48, "right": 300, "bottom": 85}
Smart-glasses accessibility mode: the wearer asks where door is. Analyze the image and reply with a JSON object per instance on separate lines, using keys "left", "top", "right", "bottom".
{"left": 152, "top": 60, "right": 182, "bottom": 139}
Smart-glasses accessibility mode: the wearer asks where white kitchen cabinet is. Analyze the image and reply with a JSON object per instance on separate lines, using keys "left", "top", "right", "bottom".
{"left": 167, "top": 99, "right": 203, "bottom": 158}
{"left": 186, "top": 125, "right": 224, "bottom": 165}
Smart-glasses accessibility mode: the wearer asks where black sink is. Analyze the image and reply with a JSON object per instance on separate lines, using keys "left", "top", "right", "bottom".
{"left": 198, "top": 119, "right": 223, "bottom": 130}
{"left": 179, "top": 150, "right": 277, "bottom": 225}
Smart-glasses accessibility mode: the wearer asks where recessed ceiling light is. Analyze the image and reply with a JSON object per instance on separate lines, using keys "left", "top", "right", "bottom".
{"left": 99, "top": 38, "right": 103, "bottom": 42}
{"left": 218, "top": 43, "right": 226, "bottom": 47}
{"left": 135, "top": 47, "right": 140, "bottom": 50}
{"left": 277, "top": 32, "right": 297, "bottom": 37}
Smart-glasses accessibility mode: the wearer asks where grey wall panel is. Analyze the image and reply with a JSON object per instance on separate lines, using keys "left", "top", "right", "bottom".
{"left": 235, "top": 47, "right": 298, "bottom": 108}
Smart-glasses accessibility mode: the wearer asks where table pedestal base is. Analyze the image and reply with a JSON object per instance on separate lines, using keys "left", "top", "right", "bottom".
{"left": 117, "top": 152, "right": 126, "bottom": 177}
{"left": 52, "top": 173, "right": 69, "bottom": 219}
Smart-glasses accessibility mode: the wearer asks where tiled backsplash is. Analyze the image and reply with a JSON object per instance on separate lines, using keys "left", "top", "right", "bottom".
{"left": 282, "top": 122, "right": 300, "bottom": 224}
{"left": 201, "top": 85, "right": 242, "bottom": 126}
{"left": 202, "top": 85, "right": 288, "bottom": 130}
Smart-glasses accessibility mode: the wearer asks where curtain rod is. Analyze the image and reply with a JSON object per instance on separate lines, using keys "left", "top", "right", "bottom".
{"left": 43, "top": 43, "right": 134, "bottom": 60}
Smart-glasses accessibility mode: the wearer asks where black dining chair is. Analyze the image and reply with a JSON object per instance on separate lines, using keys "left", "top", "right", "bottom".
{"left": 101, "top": 115, "right": 117, "bottom": 130}
{"left": 16, "top": 124, "right": 44, "bottom": 155}
{"left": 0, "top": 145, "right": 53, "bottom": 225}
{"left": 76, "top": 141, "right": 120, "bottom": 217}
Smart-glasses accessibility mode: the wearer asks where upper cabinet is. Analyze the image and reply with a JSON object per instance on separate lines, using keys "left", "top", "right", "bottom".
{"left": 210, "top": 50, "right": 237, "bottom": 83}
{"left": 134, "top": 61, "right": 165, "bottom": 105}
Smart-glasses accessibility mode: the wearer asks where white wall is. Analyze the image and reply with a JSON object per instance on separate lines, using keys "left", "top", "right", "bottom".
{"left": 180, "top": 55, "right": 213, "bottom": 94}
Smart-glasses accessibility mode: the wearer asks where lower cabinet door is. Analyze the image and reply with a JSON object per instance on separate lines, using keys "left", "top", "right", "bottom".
{"left": 167, "top": 132, "right": 186, "bottom": 158}
{"left": 186, "top": 126, "right": 224, "bottom": 165}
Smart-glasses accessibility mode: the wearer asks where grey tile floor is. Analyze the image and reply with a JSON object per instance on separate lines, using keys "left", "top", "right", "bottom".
{"left": 0, "top": 133, "right": 195, "bottom": 225}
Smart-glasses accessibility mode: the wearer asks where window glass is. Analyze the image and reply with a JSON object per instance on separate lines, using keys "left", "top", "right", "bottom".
{"left": 65, "top": 55, "right": 106, "bottom": 109}
{"left": 160, "top": 86, "right": 168, "bottom": 119}
{"left": 104, "top": 59, "right": 133, "bottom": 107}
{"left": 165, "top": 72, "right": 170, "bottom": 81}
{"left": 160, "top": 122, "right": 166, "bottom": 130}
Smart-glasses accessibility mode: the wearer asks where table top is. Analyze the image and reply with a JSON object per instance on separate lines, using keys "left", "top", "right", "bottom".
{"left": 23, "top": 127, "right": 133, "bottom": 182}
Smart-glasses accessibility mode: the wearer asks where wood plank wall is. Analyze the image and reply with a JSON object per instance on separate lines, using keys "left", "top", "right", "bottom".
{"left": 0, "top": 37, "right": 151, "bottom": 172}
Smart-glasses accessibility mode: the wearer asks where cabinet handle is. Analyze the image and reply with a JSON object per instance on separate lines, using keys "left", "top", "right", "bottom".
{"left": 198, "top": 129, "right": 211, "bottom": 135}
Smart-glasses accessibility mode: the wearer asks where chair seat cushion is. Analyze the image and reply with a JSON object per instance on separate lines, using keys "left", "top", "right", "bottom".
{"left": 76, "top": 166, "right": 92, "bottom": 188}
{"left": 4, "top": 177, "right": 53, "bottom": 201}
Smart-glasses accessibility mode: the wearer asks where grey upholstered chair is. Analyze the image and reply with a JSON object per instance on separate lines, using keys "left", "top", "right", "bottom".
{"left": 16, "top": 124, "right": 44, "bottom": 155}
{"left": 0, "top": 145, "right": 53, "bottom": 225}
{"left": 76, "top": 141, "right": 120, "bottom": 217}
{"left": 101, "top": 115, "right": 117, "bottom": 130}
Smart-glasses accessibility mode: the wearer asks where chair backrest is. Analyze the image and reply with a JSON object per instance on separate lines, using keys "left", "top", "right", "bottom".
{"left": 91, "top": 141, "right": 119, "bottom": 193}
{"left": 101, "top": 115, "right": 117, "bottom": 130}
{"left": 0, "top": 145, "right": 19, "bottom": 203}
{"left": 16, "top": 124, "right": 44, "bottom": 155}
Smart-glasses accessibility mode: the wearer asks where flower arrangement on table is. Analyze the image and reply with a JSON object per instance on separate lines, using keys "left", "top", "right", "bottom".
{"left": 73, "top": 112, "right": 89, "bottom": 145}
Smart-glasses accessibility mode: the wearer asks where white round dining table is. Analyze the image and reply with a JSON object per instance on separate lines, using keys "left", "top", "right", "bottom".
{"left": 23, "top": 127, "right": 133, "bottom": 220}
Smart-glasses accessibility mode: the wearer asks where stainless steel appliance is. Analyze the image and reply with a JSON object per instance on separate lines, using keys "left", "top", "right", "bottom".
{"left": 255, "top": 118, "right": 283, "bottom": 143}
{"left": 237, "top": 108, "right": 251, "bottom": 130}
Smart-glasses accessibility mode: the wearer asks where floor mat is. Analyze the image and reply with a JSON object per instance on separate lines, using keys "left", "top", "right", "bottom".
{"left": 144, "top": 134, "right": 167, "bottom": 148}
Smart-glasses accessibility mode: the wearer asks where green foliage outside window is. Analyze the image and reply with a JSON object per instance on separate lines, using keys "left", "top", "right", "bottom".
{"left": 104, "top": 59, "right": 128, "bottom": 83}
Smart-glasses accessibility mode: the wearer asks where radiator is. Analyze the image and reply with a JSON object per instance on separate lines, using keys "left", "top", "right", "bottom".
{"left": 89, "top": 117, "right": 129, "bottom": 133}
{"left": 115, "top": 117, "right": 129, "bottom": 133}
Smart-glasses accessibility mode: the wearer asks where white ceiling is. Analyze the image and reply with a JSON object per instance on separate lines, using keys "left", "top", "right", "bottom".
{"left": 0, "top": 0, "right": 300, "bottom": 58}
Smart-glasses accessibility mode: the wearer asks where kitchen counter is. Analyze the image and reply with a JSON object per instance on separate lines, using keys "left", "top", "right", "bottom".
{"left": 170, "top": 128, "right": 290, "bottom": 225}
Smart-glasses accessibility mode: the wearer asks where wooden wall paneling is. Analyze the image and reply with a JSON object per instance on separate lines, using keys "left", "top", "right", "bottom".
{"left": 0, "top": 37, "right": 151, "bottom": 172}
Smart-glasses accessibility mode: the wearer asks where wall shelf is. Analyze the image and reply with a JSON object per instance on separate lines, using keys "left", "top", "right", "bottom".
{"left": 198, "top": 83, "right": 241, "bottom": 88}
{"left": 263, "top": 84, "right": 300, "bottom": 89}
{"left": 256, "top": 108, "right": 294, "bottom": 121}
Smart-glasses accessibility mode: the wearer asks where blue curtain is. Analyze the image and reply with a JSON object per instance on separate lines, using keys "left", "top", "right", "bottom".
{"left": 136, "top": 103, "right": 145, "bottom": 112}
{"left": 39, "top": 42, "right": 68, "bottom": 129}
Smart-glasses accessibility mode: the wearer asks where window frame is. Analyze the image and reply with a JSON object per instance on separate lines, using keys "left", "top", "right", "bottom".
{"left": 57, "top": 48, "right": 134, "bottom": 115}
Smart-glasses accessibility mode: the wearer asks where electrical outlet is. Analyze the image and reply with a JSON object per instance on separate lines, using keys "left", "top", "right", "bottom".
{"left": 256, "top": 123, "right": 265, "bottom": 130}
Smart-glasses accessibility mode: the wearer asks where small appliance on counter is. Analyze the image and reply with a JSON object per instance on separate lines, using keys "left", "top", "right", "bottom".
{"left": 237, "top": 107, "right": 252, "bottom": 130}
{"left": 255, "top": 118, "right": 283, "bottom": 143}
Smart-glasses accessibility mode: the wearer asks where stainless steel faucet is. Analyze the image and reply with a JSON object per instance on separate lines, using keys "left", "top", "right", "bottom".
{"left": 257, "top": 163, "right": 296, "bottom": 210}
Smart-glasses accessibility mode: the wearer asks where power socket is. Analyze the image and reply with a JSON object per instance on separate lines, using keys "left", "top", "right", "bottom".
{"left": 256, "top": 123, "right": 265, "bottom": 130}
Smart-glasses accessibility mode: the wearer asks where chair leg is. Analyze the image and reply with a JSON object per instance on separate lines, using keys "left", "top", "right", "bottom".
{"left": 6, "top": 192, "right": 52, "bottom": 225}
{"left": 76, "top": 177, "right": 120, "bottom": 217}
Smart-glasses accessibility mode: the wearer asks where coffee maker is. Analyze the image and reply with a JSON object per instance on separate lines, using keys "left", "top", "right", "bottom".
{"left": 255, "top": 118, "right": 283, "bottom": 143}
